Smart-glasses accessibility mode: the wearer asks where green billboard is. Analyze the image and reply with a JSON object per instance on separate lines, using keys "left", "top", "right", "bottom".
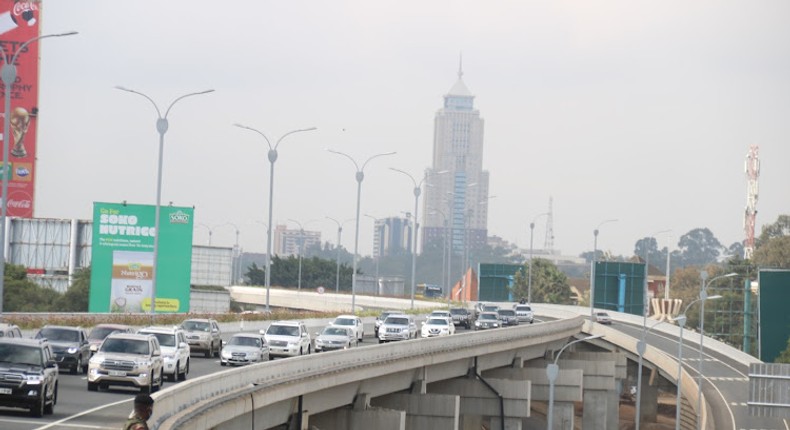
{"left": 593, "top": 261, "right": 645, "bottom": 316}
{"left": 88, "top": 202, "right": 194, "bottom": 313}
{"left": 758, "top": 269, "right": 790, "bottom": 362}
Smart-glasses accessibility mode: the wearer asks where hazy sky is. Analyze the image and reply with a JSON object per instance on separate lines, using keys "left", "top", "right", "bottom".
{"left": 34, "top": 1, "right": 790, "bottom": 258}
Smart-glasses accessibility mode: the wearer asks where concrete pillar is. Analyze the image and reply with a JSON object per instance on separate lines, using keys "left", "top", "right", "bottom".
{"left": 310, "top": 408, "right": 406, "bottom": 430}
{"left": 489, "top": 416, "right": 522, "bottom": 430}
{"left": 582, "top": 390, "right": 612, "bottom": 430}
{"left": 371, "top": 393, "right": 459, "bottom": 430}
{"left": 640, "top": 382, "right": 659, "bottom": 423}
{"left": 429, "top": 377, "right": 530, "bottom": 423}
{"left": 551, "top": 401, "right": 575, "bottom": 430}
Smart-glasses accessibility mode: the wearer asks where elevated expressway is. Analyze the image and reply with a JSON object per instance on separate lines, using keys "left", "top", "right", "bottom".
{"left": 148, "top": 289, "right": 740, "bottom": 430}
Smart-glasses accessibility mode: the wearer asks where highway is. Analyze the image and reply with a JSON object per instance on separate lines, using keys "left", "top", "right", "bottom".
{"left": 1, "top": 306, "right": 784, "bottom": 430}
{"left": 610, "top": 320, "right": 788, "bottom": 430}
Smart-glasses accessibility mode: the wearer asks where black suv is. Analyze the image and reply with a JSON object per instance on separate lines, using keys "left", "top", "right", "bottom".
{"left": 35, "top": 326, "right": 90, "bottom": 374}
{"left": 0, "top": 338, "right": 59, "bottom": 417}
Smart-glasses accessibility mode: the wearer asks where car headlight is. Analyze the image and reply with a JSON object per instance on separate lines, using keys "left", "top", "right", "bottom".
{"left": 163, "top": 352, "right": 175, "bottom": 359}
{"left": 67, "top": 347, "right": 79, "bottom": 354}
{"left": 90, "top": 356, "right": 104, "bottom": 365}
{"left": 493, "top": 323, "right": 499, "bottom": 327}
{"left": 24, "top": 374, "right": 43, "bottom": 384}
{"left": 475, "top": 321, "right": 481, "bottom": 326}
{"left": 221, "top": 350, "right": 231, "bottom": 359}
{"left": 315, "top": 339, "right": 324, "bottom": 345}
{"left": 89, "top": 345, "right": 98, "bottom": 352}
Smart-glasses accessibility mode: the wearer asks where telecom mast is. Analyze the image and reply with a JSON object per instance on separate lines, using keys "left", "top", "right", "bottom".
{"left": 744, "top": 145, "right": 760, "bottom": 259}
{"left": 544, "top": 197, "right": 554, "bottom": 252}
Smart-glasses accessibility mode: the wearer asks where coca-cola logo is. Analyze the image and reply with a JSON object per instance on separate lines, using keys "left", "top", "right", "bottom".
{"left": 13, "top": 1, "right": 38, "bottom": 16}
{"left": 8, "top": 199, "right": 31, "bottom": 209}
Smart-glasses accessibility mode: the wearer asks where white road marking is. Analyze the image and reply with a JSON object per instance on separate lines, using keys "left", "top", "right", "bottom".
{"left": 33, "top": 397, "right": 132, "bottom": 430}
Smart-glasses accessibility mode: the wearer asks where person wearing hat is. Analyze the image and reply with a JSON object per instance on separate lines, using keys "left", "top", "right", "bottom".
{"left": 123, "top": 393, "right": 154, "bottom": 430}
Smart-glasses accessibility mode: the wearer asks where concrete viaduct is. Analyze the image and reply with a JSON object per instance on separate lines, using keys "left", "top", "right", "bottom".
{"left": 148, "top": 294, "right": 711, "bottom": 430}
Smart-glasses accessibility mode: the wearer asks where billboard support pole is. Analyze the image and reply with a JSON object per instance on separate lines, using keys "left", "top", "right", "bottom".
{"left": 116, "top": 87, "right": 214, "bottom": 315}
{"left": 0, "top": 31, "right": 77, "bottom": 317}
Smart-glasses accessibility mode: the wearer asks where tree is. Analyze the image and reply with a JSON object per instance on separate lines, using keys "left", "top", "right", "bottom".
{"left": 3, "top": 264, "right": 61, "bottom": 312}
{"left": 676, "top": 228, "right": 723, "bottom": 268}
{"left": 56, "top": 267, "right": 90, "bottom": 312}
{"left": 752, "top": 236, "right": 790, "bottom": 269}
{"left": 756, "top": 214, "right": 790, "bottom": 248}
{"left": 511, "top": 258, "right": 573, "bottom": 304}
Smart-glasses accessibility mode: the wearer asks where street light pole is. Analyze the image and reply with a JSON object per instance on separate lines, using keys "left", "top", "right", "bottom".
{"left": 696, "top": 272, "right": 737, "bottom": 429}
{"left": 326, "top": 217, "right": 353, "bottom": 295}
{"left": 390, "top": 168, "right": 447, "bottom": 309}
{"left": 0, "top": 31, "right": 77, "bottom": 315}
{"left": 117, "top": 86, "right": 214, "bottom": 314}
{"left": 590, "top": 219, "right": 618, "bottom": 325}
{"left": 547, "top": 334, "right": 605, "bottom": 429}
{"left": 636, "top": 229, "right": 671, "bottom": 430}
{"left": 673, "top": 293, "right": 721, "bottom": 430}
{"left": 528, "top": 212, "right": 549, "bottom": 305}
{"left": 235, "top": 125, "right": 316, "bottom": 311}
{"left": 328, "top": 149, "right": 396, "bottom": 313}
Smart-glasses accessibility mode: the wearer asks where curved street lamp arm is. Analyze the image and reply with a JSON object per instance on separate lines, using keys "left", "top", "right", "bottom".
{"left": 389, "top": 167, "right": 417, "bottom": 187}
{"left": 597, "top": 218, "right": 619, "bottom": 230}
{"left": 115, "top": 86, "right": 163, "bottom": 118}
{"left": 554, "top": 334, "right": 605, "bottom": 365}
{"left": 164, "top": 89, "right": 215, "bottom": 119}
{"left": 327, "top": 149, "right": 361, "bottom": 172}
{"left": 274, "top": 127, "right": 317, "bottom": 150}
{"left": 234, "top": 124, "right": 272, "bottom": 149}
{"left": 361, "top": 151, "right": 396, "bottom": 172}
{"left": 7, "top": 31, "right": 78, "bottom": 65}
{"left": 531, "top": 212, "right": 549, "bottom": 226}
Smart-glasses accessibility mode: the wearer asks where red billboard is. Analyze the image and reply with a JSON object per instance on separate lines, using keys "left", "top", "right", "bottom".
{"left": 0, "top": 0, "right": 40, "bottom": 218}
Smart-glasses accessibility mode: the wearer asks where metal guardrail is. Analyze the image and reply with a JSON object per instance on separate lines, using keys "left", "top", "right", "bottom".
{"left": 152, "top": 315, "right": 585, "bottom": 429}
{"left": 749, "top": 363, "right": 790, "bottom": 418}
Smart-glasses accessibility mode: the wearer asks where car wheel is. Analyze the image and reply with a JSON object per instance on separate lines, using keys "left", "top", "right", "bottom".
{"left": 205, "top": 344, "right": 213, "bottom": 358}
{"left": 307, "top": 344, "right": 312, "bottom": 354}
{"left": 170, "top": 363, "right": 178, "bottom": 382}
{"left": 87, "top": 382, "right": 98, "bottom": 392}
{"left": 179, "top": 360, "right": 189, "bottom": 381}
{"left": 299, "top": 347, "right": 303, "bottom": 356}
{"left": 221, "top": 361, "right": 227, "bottom": 366}
{"left": 378, "top": 339, "right": 384, "bottom": 344}
{"left": 70, "top": 363, "right": 78, "bottom": 375}
{"left": 30, "top": 393, "right": 44, "bottom": 417}
{"left": 44, "top": 384, "right": 55, "bottom": 415}
{"left": 141, "top": 377, "right": 152, "bottom": 394}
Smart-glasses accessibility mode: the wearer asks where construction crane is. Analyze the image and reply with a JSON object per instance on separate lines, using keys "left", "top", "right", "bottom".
{"left": 744, "top": 145, "right": 760, "bottom": 259}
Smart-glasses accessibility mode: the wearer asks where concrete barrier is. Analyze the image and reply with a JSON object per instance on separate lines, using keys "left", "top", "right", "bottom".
{"left": 152, "top": 315, "right": 586, "bottom": 429}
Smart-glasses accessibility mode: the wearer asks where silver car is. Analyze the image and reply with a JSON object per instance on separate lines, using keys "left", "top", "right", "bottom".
{"left": 220, "top": 333, "right": 269, "bottom": 366}
{"left": 314, "top": 326, "right": 355, "bottom": 352}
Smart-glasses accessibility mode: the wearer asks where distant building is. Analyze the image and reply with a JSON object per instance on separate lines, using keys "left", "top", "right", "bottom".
{"left": 422, "top": 61, "right": 490, "bottom": 254}
{"left": 273, "top": 224, "right": 321, "bottom": 257}
{"left": 372, "top": 217, "right": 413, "bottom": 257}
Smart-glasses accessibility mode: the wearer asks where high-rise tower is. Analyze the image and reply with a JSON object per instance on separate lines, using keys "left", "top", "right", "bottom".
{"left": 422, "top": 59, "right": 490, "bottom": 255}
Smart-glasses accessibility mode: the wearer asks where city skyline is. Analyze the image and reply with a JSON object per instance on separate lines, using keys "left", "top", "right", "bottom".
{"left": 30, "top": 2, "right": 790, "bottom": 261}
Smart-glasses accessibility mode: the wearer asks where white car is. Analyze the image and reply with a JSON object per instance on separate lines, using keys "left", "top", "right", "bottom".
{"left": 331, "top": 315, "right": 364, "bottom": 343}
{"left": 220, "top": 333, "right": 269, "bottom": 366}
{"left": 261, "top": 321, "right": 312, "bottom": 358}
{"left": 378, "top": 314, "right": 417, "bottom": 343}
{"left": 513, "top": 304, "right": 534, "bottom": 324}
{"left": 420, "top": 317, "right": 455, "bottom": 338}
{"left": 314, "top": 326, "right": 355, "bottom": 352}
{"left": 137, "top": 326, "right": 190, "bottom": 382}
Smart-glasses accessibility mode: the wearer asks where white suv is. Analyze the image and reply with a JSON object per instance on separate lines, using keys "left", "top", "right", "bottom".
{"left": 378, "top": 314, "right": 417, "bottom": 343}
{"left": 137, "top": 326, "right": 190, "bottom": 382}
{"left": 261, "top": 321, "right": 311, "bottom": 358}
{"left": 331, "top": 315, "right": 364, "bottom": 343}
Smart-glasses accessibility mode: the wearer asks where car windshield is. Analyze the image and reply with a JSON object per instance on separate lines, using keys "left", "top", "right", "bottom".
{"left": 426, "top": 318, "right": 448, "bottom": 326}
{"left": 480, "top": 314, "right": 497, "bottom": 321}
{"left": 182, "top": 321, "right": 211, "bottom": 332}
{"left": 266, "top": 325, "right": 300, "bottom": 337}
{"left": 37, "top": 328, "right": 79, "bottom": 342}
{"left": 515, "top": 306, "right": 532, "bottom": 312}
{"left": 141, "top": 332, "right": 175, "bottom": 347}
{"left": 430, "top": 312, "right": 449, "bottom": 317}
{"left": 322, "top": 327, "right": 349, "bottom": 336}
{"left": 483, "top": 306, "right": 498, "bottom": 312}
{"left": 228, "top": 336, "right": 261, "bottom": 347}
{"left": 378, "top": 312, "right": 395, "bottom": 320}
{"left": 333, "top": 318, "right": 355, "bottom": 326}
{"left": 597, "top": 312, "right": 609, "bottom": 317}
{"left": 100, "top": 338, "right": 149, "bottom": 355}
{"left": 450, "top": 309, "right": 468, "bottom": 315}
{"left": 498, "top": 310, "right": 516, "bottom": 317}
{"left": 89, "top": 326, "right": 124, "bottom": 341}
{"left": 385, "top": 317, "right": 409, "bottom": 325}
{"left": 0, "top": 344, "right": 42, "bottom": 366}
